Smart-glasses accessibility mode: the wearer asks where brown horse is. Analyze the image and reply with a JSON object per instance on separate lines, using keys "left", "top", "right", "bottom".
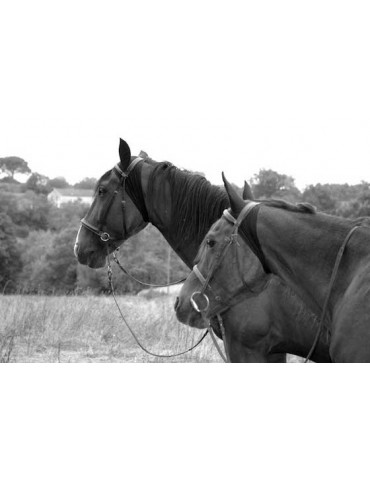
{"left": 75, "top": 139, "right": 319, "bottom": 362}
{"left": 175, "top": 173, "right": 370, "bottom": 362}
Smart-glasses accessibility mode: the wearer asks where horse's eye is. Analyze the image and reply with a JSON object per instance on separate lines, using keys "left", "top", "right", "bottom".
{"left": 207, "top": 239, "right": 216, "bottom": 248}
{"left": 98, "top": 186, "right": 106, "bottom": 196}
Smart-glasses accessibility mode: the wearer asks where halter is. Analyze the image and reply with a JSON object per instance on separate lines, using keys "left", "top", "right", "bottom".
{"left": 80, "top": 157, "right": 144, "bottom": 242}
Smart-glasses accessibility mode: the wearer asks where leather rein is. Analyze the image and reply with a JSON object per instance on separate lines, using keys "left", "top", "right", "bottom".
{"left": 79, "top": 157, "right": 209, "bottom": 360}
{"left": 190, "top": 201, "right": 362, "bottom": 363}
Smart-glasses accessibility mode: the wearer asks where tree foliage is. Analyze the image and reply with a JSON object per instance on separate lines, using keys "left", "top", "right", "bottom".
{"left": 2, "top": 159, "right": 370, "bottom": 295}
{"left": 251, "top": 168, "right": 300, "bottom": 200}
{"left": 74, "top": 177, "right": 97, "bottom": 189}
{"left": 0, "top": 157, "right": 31, "bottom": 179}
{"left": 0, "top": 212, "right": 23, "bottom": 291}
{"left": 302, "top": 184, "right": 337, "bottom": 213}
{"left": 47, "top": 177, "right": 70, "bottom": 189}
{"left": 26, "top": 172, "right": 51, "bottom": 195}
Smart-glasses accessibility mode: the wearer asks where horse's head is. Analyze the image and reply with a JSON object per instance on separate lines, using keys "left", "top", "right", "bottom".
{"left": 175, "top": 175, "right": 270, "bottom": 327}
{"left": 74, "top": 139, "right": 149, "bottom": 268}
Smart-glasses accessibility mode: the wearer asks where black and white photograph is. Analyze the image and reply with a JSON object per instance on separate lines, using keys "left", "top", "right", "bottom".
{"left": 1, "top": 1, "right": 370, "bottom": 478}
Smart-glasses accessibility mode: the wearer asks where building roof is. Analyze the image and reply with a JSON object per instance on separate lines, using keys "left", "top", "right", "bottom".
{"left": 51, "top": 188, "right": 94, "bottom": 198}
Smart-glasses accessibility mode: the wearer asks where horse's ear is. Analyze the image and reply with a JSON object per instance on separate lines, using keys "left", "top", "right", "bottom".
{"left": 222, "top": 172, "right": 245, "bottom": 214}
{"left": 119, "top": 138, "right": 131, "bottom": 169}
{"left": 139, "top": 150, "right": 149, "bottom": 159}
{"left": 243, "top": 181, "right": 254, "bottom": 200}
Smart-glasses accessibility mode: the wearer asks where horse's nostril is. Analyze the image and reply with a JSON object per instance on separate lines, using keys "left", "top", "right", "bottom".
{"left": 174, "top": 296, "right": 180, "bottom": 311}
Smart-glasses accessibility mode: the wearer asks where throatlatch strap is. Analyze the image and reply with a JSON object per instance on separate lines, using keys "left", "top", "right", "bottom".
{"left": 238, "top": 205, "right": 271, "bottom": 274}
{"left": 115, "top": 157, "right": 150, "bottom": 222}
{"left": 224, "top": 203, "right": 271, "bottom": 273}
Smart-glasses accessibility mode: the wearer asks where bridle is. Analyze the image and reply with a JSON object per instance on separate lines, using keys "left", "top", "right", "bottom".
{"left": 190, "top": 201, "right": 363, "bottom": 363}
{"left": 80, "top": 156, "right": 144, "bottom": 243}
{"left": 190, "top": 202, "right": 261, "bottom": 316}
{"left": 79, "top": 156, "right": 210, "bottom": 360}
{"left": 189, "top": 202, "right": 261, "bottom": 362}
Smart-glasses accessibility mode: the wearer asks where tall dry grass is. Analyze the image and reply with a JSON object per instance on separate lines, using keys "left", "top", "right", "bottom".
{"left": 0, "top": 294, "right": 222, "bottom": 363}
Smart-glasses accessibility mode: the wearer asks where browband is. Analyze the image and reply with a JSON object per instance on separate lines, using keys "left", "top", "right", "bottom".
{"left": 114, "top": 156, "right": 143, "bottom": 178}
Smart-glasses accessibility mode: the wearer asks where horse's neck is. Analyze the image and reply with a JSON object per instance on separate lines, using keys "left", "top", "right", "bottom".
{"left": 142, "top": 166, "right": 224, "bottom": 268}
{"left": 269, "top": 279, "right": 330, "bottom": 361}
{"left": 257, "top": 208, "right": 361, "bottom": 315}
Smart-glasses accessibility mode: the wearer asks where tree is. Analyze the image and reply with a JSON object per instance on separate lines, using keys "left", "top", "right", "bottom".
{"left": 302, "top": 184, "right": 337, "bottom": 213}
{"left": 47, "top": 200, "right": 88, "bottom": 232}
{"left": 74, "top": 177, "right": 97, "bottom": 189}
{"left": 19, "top": 228, "right": 78, "bottom": 293}
{"left": 250, "top": 169, "right": 300, "bottom": 200}
{"left": 0, "top": 212, "right": 23, "bottom": 291}
{"left": 18, "top": 230, "right": 56, "bottom": 292}
{"left": 0, "top": 157, "right": 31, "bottom": 179}
{"left": 0, "top": 190, "right": 51, "bottom": 233}
{"left": 336, "top": 186, "right": 370, "bottom": 218}
{"left": 47, "top": 177, "right": 70, "bottom": 189}
{"left": 25, "top": 172, "right": 51, "bottom": 195}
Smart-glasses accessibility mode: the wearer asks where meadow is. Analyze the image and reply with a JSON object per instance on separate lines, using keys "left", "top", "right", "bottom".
{"left": 0, "top": 293, "right": 223, "bottom": 363}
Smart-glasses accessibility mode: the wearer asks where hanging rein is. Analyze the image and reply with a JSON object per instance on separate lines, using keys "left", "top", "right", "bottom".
{"left": 80, "top": 157, "right": 214, "bottom": 360}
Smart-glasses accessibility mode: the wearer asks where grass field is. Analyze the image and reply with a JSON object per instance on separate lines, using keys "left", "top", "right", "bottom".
{"left": 0, "top": 294, "right": 223, "bottom": 363}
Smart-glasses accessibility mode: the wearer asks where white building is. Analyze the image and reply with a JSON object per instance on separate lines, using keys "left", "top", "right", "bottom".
{"left": 48, "top": 188, "right": 93, "bottom": 208}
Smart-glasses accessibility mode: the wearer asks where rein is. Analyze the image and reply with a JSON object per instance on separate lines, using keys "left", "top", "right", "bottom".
{"left": 107, "top": 251, "right": 209, "bottom": 360}
{"left": 304, "top": 224, "right": 361, "bottom": 362}
{"left": 81, "top": 156, "right": 209, "bottom": 360}
{"left": 112, "top": 251, "right": 186, "bottom": 288}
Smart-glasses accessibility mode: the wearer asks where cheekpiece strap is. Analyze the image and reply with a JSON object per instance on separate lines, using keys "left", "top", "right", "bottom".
{"left": 193, "top": 264, "right": 207, "bottom": 286}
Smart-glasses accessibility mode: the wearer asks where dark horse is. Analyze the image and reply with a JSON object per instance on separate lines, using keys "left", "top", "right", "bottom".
{"left": 75, "top": 139, "right": 323, "bottom": 362}
{"left": 176, "top": 173, "right": 370, "bottom": 362}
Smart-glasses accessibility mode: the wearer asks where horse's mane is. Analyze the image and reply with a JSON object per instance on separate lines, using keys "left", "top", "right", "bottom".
{"left": 147, "top": 162, "right": 229, "bottom": 244}
{"left": 259, "top": 199, "right": 316, "bottom": 214}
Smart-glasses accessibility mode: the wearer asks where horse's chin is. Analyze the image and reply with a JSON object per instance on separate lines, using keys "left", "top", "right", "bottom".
{"left": 188, "top": 316, "right": 208, "bottom": 329}
{"left": 77, "top": 251, "right": 107, "bottom": 269}
{"left": 87, "top": 256, "right": 107, "bottom": 269}
{"left": 176, "top": 308, "right": 208, "bottom": 329}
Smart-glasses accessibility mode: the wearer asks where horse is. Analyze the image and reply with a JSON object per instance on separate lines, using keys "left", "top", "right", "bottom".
{"left": 75, "top": 138, "right": 318, "bottom": 362}
{"left": 175, "top": 172, "right": 370, "bottom": 362}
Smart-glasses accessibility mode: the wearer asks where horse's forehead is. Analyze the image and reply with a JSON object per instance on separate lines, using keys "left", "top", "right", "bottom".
{"left": 212, "top": 218, "right": 232, "bottom": 235}
{"left": 101, "top": 170, "right": 116, "bottom": 184}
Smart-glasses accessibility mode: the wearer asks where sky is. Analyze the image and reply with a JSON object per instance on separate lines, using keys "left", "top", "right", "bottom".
{"left": 1, "top": 1, "right": 370, "bottom": 191}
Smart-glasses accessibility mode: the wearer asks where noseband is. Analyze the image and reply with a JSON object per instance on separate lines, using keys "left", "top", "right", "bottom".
{"left": 80, "top": 157, "right": 144, "bottom": 243}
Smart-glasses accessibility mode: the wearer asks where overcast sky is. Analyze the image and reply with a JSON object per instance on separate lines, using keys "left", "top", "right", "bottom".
{"left": 1, "top": 1, "right": 370, "bottom": 190}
